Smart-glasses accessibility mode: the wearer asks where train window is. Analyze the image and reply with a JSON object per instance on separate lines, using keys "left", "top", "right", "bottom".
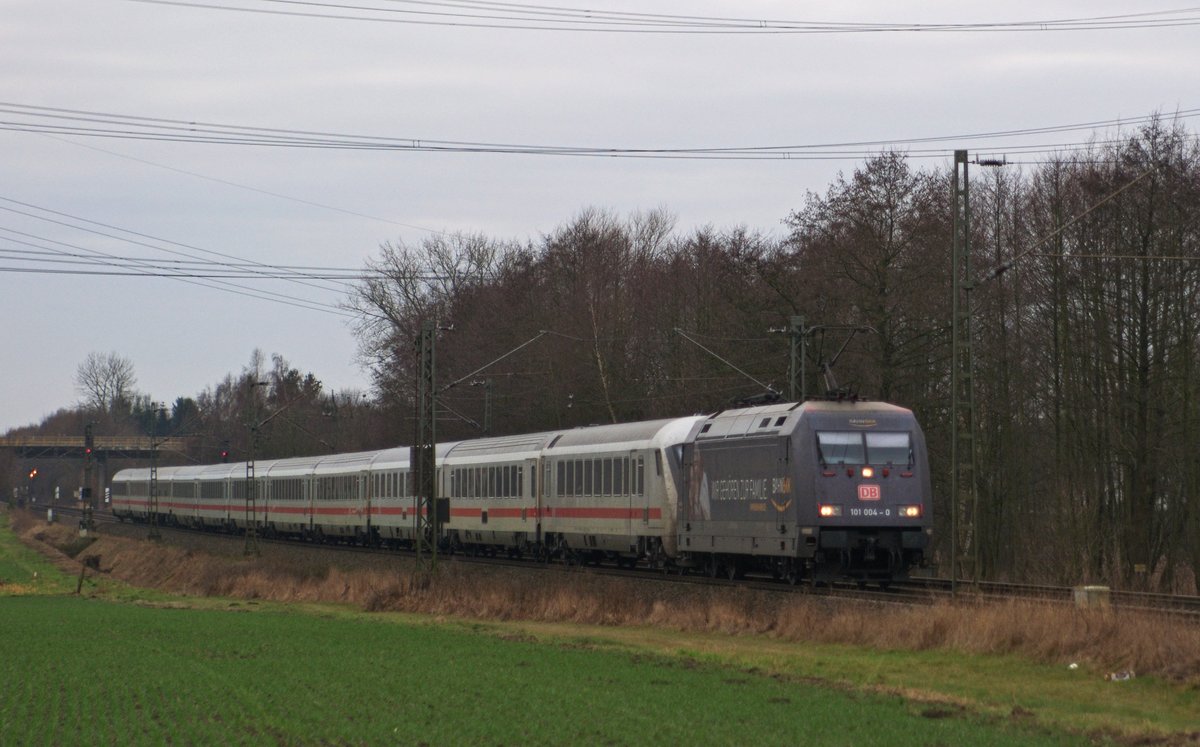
{"left": 759, "top": 418, "right": 771, "bottom": 428}
{"left": 557, "top": 461, "right": 566, "bottom": 497}
{"left": 602, "top": 459, "right": 613, "bottom": 495}
{"left": 614, "top": 458, "right": 626, "bottom": 495}
{"left": 574, "top": 460, "right": 585, "bottom": 496}
{"left": 866, "top": 433, "right": 913, "bottom": 467}
{"left": 583, "top": 460, "right": 593, "bottom": 496}
{"left": 636, "top": 456, "right": 645, "bottom": 496}
{"left": 817, "top": 432, "right": 866, "bottom": 465}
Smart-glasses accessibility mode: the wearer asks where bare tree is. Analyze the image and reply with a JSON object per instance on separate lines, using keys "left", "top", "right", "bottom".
{"left": 74, "top": 351, "right": 137, "bottom": 414}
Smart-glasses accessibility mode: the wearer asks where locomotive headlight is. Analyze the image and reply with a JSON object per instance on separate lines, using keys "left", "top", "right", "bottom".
{"left": 861, "top": 466, "right": 874, "bottom": 479}
{"left": 900, "top": 505, "right": 923, "bottom": 518}
{"left": 818, "top": 504, "right": 842, "bottom": 518}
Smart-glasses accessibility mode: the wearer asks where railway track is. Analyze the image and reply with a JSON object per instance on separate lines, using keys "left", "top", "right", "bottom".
{"left": 31, "top": 504, "right": 1200, "bottom": 615}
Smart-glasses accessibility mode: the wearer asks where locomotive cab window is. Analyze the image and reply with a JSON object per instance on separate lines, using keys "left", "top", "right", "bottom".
{"left": 818, "top": 431, "right": 913, "bottom": 467}
{"left": 865, "top": 432, "right": 913, "bottom": 467}
{"left": 817, "top": 432, "right": 866, "bottom": 465}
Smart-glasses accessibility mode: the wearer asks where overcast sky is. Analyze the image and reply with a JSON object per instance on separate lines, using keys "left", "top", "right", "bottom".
{"left": 2, "top": 1, "right": 1197, "bottom": 432}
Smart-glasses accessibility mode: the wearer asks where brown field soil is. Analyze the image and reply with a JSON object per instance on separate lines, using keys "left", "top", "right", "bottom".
{"left": 11, "top": 509, "right": 1200, "bottom": 689}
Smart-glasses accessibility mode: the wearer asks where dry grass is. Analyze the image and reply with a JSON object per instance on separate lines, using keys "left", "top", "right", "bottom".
{"left": 13, "top": 511, "right": 1200, "bottom": 684}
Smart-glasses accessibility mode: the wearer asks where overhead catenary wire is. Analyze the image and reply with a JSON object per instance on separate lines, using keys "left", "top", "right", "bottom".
{"left": 2, "top": 102, "right": 1198, "bottom": 163}
{"left": 0, "top": 197, "right": 368, "bottom": 317}
{"left": 121, "top": 0, "right": 1200, "bottom": 34}
{"left": 0, "top": 195, "right": 350, "bottom": 293}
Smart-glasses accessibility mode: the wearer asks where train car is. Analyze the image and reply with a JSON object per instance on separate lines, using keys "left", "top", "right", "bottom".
{"left": 308, "top": 451, "right": 376, "bottom": 543}
{"left": 158, "top": 464, "right": 202, "bottom": 528}
{"left": 678, "top": 400, "right": 931, "bottom": 585}
{"left": 362, "top": 447, "right": 414, "bottom": 547}
{"left": 194, "top": 462, "right": 244, "bottom": 531}
{"left": 442, "top": 433, "right": 549, "bottom": 557}
{"left": 260, "top": 455, "right": 320, "bottom": 539}
{"left": 540, "top": 417, "right": 704, "bottom": 566}
{"left": 110, "top": 466, "right": 151, "bottom": 521}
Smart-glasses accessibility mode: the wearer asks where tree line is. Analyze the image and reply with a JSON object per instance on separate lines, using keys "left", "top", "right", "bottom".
{"left": 347, "top": 117, "right": 1200, "bottom": 592}
{"left": 6, "top": 117, "right": 1197, "bottom": 592}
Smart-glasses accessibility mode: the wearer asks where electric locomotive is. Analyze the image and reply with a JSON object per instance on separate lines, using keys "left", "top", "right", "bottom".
{"left": 677, "top": 400, "right": 931, "bottom": 584}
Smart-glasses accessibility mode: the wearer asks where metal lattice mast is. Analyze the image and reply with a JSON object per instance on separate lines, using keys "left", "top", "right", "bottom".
{"left": 789, "top": 316, "right": 805, "bottom": 401}
{"left": 413, "top": 320, "right": 438, "bottom": 571}
{"left": 950, "top": 150, "right": 980, "bottom": 592}
{"left": 81, "top": 423, "right": 95, "bottom": 534}
{"left": 244, "top": 427, "right": 260, "bottom": 556}
{"left": 148, "top": 415, "right": 161, "bottom": 541}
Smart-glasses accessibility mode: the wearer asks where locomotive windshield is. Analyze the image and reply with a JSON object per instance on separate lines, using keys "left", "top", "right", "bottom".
{"left": 865, "top": 432, "right": 913, "bottom": 467}
{"left": 817, "top": 431, "right": 913, "bottom": 467}
{"left": 816, "top": 432, "right": 865, "bottom": 465}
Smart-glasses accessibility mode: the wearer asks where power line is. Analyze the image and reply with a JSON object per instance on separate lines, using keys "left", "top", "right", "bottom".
{"left": 0, "top": 197, "right": 361, "bottom": 317}
{"left": 36, "top": 134, "right": 451, "bottom": 237}
{"left": 0, "top": 241, "right": 373, "bottom": 279}
{"left": 0, "top": 195, "right": 349, "bottom": 291}
{"left": 121, "top": 1, "right": 1200, "bottom": 34}
{"left": 3, "top": 102, "right": 1197, "bottom": 162}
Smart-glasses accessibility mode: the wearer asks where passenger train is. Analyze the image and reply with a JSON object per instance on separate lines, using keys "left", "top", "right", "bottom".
{"left": 111, "top": 399, "right": 931, "bottom": 584}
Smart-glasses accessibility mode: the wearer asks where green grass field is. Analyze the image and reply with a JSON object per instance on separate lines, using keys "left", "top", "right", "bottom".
{"left": 3, "top": 510, "right": 1196, "bottom": 745}
{"left": 1, "top": 595, "right": 1089, "bottom": 746}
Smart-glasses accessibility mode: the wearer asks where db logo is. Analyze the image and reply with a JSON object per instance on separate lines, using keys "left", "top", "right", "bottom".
{"left": 858, "top": 484, "right": 881, "bottom": 501}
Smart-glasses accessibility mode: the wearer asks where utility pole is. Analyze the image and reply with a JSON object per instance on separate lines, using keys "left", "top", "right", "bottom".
{"left": 244, "top": 381, "right": 270, "bottom": 557}
{"left": 791, "top": 316, "right": 806, "bottom": 401}
{"left": 413, "top": 320, "right": 439, "bottom": 571}
{"left": 951, "top": 150, "right": 980, "bottom": 594}
{"left": 80, "top": 423, "right": 96, "bottom": 535}
{"left": 244, "top": 426, "right": 260, "bottom": 556}
{"left": 769, "top": 316, "right": 812, "bottom": 401}
{"left": 147, "top": 404, "right": 165, "bottom": 541}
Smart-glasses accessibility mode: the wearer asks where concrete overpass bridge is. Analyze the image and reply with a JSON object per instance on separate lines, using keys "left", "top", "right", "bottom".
{"left": 0, "top": 435, "right": 190, "bottom": 460}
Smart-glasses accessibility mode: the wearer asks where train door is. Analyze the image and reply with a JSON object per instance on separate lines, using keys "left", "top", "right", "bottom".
{"left": 541, "top": 458, "right": 552, "bottom": 548}
{"left": 303, "top": 475, "right": 314, "bottom": 535}
{"left": 634, "top": 450, "right": 648, "bottom": 533}
{"left": 524, "top": 458, "right": 537, "bottom": 528}
{"left": 360, "top": 469, "right": 371, "bottom": 539}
